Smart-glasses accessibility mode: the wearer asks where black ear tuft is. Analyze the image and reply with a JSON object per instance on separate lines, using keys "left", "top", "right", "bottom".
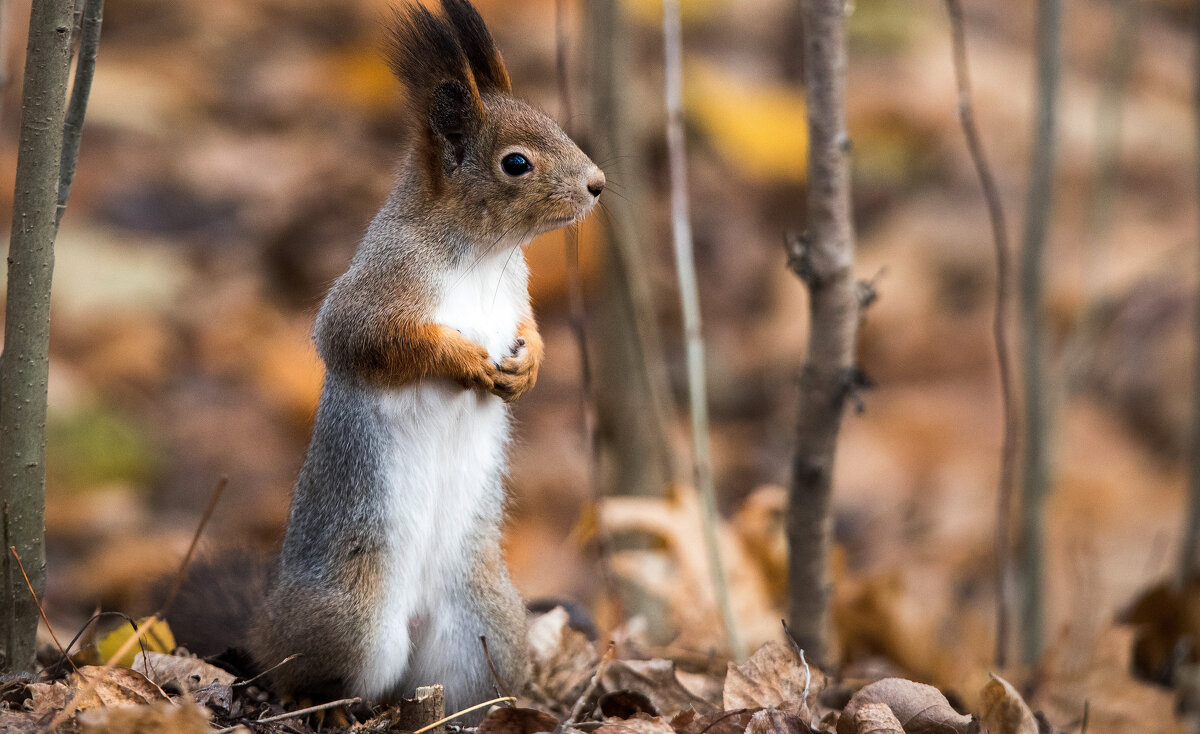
{"left": 440, "top": 0, "right": 512, "bottom": 94}
{"left": 431, "top": 80, "right": 481, "bottom": 171}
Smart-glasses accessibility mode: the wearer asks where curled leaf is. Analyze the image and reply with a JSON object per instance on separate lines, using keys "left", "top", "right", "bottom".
{"left": 979, "top": 674, "right": 1037, "bottom": 734}
{"left": 836, "top": 678, "right": 975, "bottom": 734}
{"left": 724, "top": 640, "right": 825, "bottom": 715}
{"left": 602, "top": 659, "right": 715, "bottom": 717}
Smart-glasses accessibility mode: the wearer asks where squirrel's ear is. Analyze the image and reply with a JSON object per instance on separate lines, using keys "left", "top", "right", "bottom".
{"left": 430, "top": 80, "right": 482, "bottom": 172}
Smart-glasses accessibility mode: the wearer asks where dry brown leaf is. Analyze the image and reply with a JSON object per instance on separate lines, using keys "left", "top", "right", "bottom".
{"left": 527, "top": 607, "right": 599, "bottom": 704}
{"left": 745, "top": 707, "right": 808, "bottom": 734}
{"left": 75, "top": 698, "right": 210, "bottom": 734}
{"left": 852, "top": 703, "right": 904, "bottom": 734}
{"left": 132, "top": 651, "right": 235, "bottom": 693}
{"left": 836, "top": 678, "right": 975, "bottom": 734}
{"left": 477, "top": 706, "right": 560, "bottom": 734}
{"left": 602, "top": 659, "right": 716, "bottom": 717}
{"left": 979, "top": 674, "right": 1037, "bottom": 734}
{"left": 68, "top": 666, "right": 170, "bottom": 711}
{"left": 724, "top": 640, "right": 825, "bottom": 715}
{"left": 592, "top": 713, "right": 677, "bottom": 734}
{"left": 669, "top": 708, "right": 758, "bottom": 734}
{"left": 24, "top": 681, "right": 69, "bottom": 717}
{"left": 0, "top": 708, "right": 42, "bottom": 733}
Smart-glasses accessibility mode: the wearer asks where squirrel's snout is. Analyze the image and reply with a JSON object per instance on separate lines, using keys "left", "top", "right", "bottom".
{"left": 586, "top": 169, "right": 605, "bottom": 199}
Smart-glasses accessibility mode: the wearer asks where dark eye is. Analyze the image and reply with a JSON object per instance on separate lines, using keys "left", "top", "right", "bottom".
{"left": 501, "top": 153, "right": 532, "bottom": 177}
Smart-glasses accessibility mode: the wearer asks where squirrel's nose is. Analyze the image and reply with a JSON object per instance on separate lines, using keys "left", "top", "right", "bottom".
{"left": 586, "top": 170, "right": 605, "bottom": 199}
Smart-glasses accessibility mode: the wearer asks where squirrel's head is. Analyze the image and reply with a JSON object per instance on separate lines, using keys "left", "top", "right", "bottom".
{"left": 386, "top": 0, "right": 604, "bottom": 247}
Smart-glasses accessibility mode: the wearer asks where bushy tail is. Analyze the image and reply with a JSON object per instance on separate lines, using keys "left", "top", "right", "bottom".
{"left": 159, "top": 551, "right": 274, "bottom": 663}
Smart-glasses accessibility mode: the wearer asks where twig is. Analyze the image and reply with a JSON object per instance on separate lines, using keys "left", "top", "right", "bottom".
{"left": 698, "top": 709, "right": 748, "bottom": 734}
{"left": 9, "top": 546, "right": 76, "bottom": 674}
{"left": 479, "top": 635, "right": 512, "bottom": 700}
{"left": 413, "top": 696, "right": 515, "bottom": 733}
{"left": 160, "top": 475, "right": 228, "bottom": 616}
{"left": 55, "top": 0, "right": 103, "bottom": 229}
{"left": 943, "top": 0, "right": 1019, "bottom": 669}
{"left": 661, "top": 0, "right": 744, "bottom": 662}
{"left": 233, "top": 653, "right": 302, "bottom": 688}
{"left": 562, "top": 641, "right": 616, "bottom": 729}
{"left": 1017, "top": 0, "right": 1063, "bottom": 667}
{"left": 214, "top": 697, "right": 363, "bottom": 733}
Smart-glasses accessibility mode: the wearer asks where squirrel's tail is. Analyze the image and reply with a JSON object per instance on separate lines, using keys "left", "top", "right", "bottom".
{"left": 159, "top": 551, "right": 273, "bottom": 664}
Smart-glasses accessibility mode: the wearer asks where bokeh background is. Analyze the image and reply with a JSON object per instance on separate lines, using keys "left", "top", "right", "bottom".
{"left": 1, "top": 0, "right": 1196, "bottom": 726}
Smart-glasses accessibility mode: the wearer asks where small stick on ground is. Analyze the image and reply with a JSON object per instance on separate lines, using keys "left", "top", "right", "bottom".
{"left": 214, "top": 697, "right": 364, "bottom": 733}
{"left": 479, "top": 635, "right": 512, "bottom": 700}
{"left": 160, "top": 475, "right": 228, "bottom": 615}
{"left": 412, "top": 696, "right": 516, "bottom": 734}
{"left": 561, "top": 641, "right": 617, "bottom": 729}
{"left": 9, "top": 546, "right": 76, "bottom": 674}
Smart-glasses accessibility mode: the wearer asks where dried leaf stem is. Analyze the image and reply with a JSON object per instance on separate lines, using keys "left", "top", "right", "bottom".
{"left": 8, "top": 546, "right": 76, "bottom": 673}
{"left": 943, "top": 0, "right": 1019, "bottom": 668}
{"left": 160, "top": 476, "right": 228, "bottom": 616}
{"left": 661, "top": 0, "right": 743, "bottom": 660}
{"left": 413, "top": 696, "right": 516, "bottom": 733}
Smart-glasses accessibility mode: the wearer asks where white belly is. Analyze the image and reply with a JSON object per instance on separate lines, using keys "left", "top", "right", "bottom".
{"left": 357, "top": 247, "right": 529, "bottom": 698}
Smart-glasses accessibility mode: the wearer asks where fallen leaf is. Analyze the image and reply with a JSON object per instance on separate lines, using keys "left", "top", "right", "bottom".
{"left": 603, "top": 659, "right": 716, "bottom": 717}
{"left": 477, "top": 706, "right": 560, "bottom": 734}
{"left": 852, "top": 702, "right": 904, "bottom": 734}
{"left": 24, "top": 681, "right": 69, "bottom": 717}
{"left": 132, "top": 651, "right": 235, "bottom": 694}
{"left": 527, "top": 607, "right": 599, "bottom": 704}
{"left": 76, "top": 698, "right": 210, "bottom": 734}
{"left": 96, "top": 618, "right": 176, "bottom": 668}
{"left": 68, "top": 666, "right": 170, "bottom": 711}
{"left": 724, "top": 641, "right": 825, "bottom": 715}
{"left": 745, "top": 707, "right": 808, "bottom": 734}
{"left": 593, "top": 713, "right": 677, "bottom": 734}
{"left": 190, "top": 682, "right": 234, "bottom": 715}
{"left": 836, "top": 678, "right": 975, "bottom": 734}
{"left": 979, "top": 674, "right": 1037, "bottom": 734}
{"left": 670, "top": 708, "right": 757, "bottom": 734}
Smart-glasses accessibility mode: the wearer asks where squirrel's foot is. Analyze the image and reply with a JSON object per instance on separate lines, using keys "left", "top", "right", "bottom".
{"left": 492, "top": 341, "right": 540, "bottom": 403}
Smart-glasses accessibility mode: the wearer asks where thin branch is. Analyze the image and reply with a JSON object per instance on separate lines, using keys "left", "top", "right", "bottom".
{"left": 943, "top": 0, "right": 1019, "bottom": 669}
{"left": 1182, "top": 0, "right": 1200, "bottom": 585}
{"left": 661, "top": 0, "right": 743, "bottom": 660}
{"left": 159, "top": 476, "right": 228, "bottom": 616}
{"left": 55, "top": 0, "right": 102, "bottom": 229}
{"left": 479, "top": 635, "right": 512, "bottom": 701}
{"left": 9, "top": 546, "right": 76, "bottom": 673}
{"left": 233, "top": 653, "right": 302, "bottom": 688}
{"left": 1017, "top": 0, "right": 1062, "bottom": 667}
{"left": 214, "top": 697, "right": 364, "bottom": 733}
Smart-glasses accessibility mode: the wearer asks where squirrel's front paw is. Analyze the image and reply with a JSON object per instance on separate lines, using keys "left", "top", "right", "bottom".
{"left": 491, "top": 344, "right": 540, "bottom": 403}
{"left": 454, "top": 343, "right": 497, "bottom": 392}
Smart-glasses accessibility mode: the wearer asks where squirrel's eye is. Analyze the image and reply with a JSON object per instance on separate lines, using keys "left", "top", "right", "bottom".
{"left": 501, "top": 153, "right": 532, "bottom": 177}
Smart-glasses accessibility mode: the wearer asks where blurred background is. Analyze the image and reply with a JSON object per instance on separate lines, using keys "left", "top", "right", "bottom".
{"left": 1, "top": 0, "right": 1197, "bottom": 726}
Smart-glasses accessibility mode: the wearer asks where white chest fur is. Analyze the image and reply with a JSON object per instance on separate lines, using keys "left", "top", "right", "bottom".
{"left": 357, "top": 245, "right": 530, "bottom": 698}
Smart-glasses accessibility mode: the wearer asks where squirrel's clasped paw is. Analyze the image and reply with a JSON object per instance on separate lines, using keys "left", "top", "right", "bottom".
{"left": 456, "top": 343, "right": 497, "bottom": 392}
{"left": 491, "top": 346, "right": 539, "bottom": 403}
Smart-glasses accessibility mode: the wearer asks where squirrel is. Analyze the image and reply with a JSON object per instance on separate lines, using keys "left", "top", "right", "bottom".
{"left": 239, "top": 0, "right": 604, "bottom": 714}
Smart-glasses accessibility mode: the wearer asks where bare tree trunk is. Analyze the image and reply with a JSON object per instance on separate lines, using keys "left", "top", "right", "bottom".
{"left": 660, "top": 0, "right": 743, "bottom": 660}
{"left": 943, "top": 0, "right": 1020, "bottom": 669}
{"left": 0, "top": 0, "right": 76, "bottom": 674}
{"left": 1017, "top": 0, "right": 1062, "bottom": 667}
{"left": 785, "top": 0, "right": 860, "bottom": 666}
{"left": 1179, "top": 0, "right": 1200, "bottom": 587}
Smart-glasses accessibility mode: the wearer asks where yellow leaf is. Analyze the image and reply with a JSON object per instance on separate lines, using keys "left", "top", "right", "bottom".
{"left": 97, "top": 617, "right": 176, "bottom": 668}
{"left": 684, "top": 59, "right": 807, "bottom": 182}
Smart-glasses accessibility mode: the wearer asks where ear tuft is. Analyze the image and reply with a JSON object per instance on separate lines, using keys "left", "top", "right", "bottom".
{"left": 430, "top": 80, "right": 481, "bottom": 171}
{"left": 440, "top": 0, "right": 512, "bottom": 94}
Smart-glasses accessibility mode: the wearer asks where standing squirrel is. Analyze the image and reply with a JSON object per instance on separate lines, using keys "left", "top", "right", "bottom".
{"left": 248, "top": 0, "right": 604, "bottom": 713}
